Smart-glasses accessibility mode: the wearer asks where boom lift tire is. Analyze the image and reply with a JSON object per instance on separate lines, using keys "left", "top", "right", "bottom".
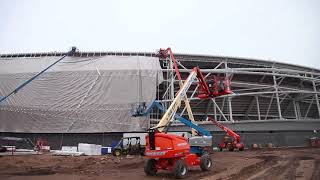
{"left": 144, "top": 159, "right": 157, "bottom": 176}
{"left": 140, "top": 148, "right": 145, "bottom": 156}
{"left": 113, "top": 149, "right": 122, "bottom": 156}
{"left": 227, "top": 143, "right": 234, "bottom": 151}
{"left": 122, "top": 149, "right": 128, "bottom": 155}
{"left": 200, "top": 154, "right": 213, "bottom": 171}
{"left": 173, "top": 159, "right": 188, "bottom": 179}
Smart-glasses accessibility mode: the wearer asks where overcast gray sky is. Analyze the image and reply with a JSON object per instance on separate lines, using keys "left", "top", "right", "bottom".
{"left": 1, "top": 0, "right": 319, "bottom": 69}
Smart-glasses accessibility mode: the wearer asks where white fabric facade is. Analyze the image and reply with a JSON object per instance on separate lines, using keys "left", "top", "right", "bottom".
{"left": 0, "top": 55, "right": 163, "bottom": 133}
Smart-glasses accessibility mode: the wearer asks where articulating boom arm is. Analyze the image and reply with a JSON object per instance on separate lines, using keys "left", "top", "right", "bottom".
{"left": 207, "top": 117, "right": 241, "bottom": 143}
{"left": 158, "top": 48, "right": 183, "bottom": 81}
{"left": 158, "top": 48, "right": 197, "bottom": 136}
{"left": 195, "top": 66, "right": 211, "bottom": 96}
{"left": 152, "top": 67, "right": 198, "bottom": 132}
{"left": 145, "top": 100, "right": 211, "bottom": 136}
{"left": 151, "top": 66, "right": 213, "bottom": 136}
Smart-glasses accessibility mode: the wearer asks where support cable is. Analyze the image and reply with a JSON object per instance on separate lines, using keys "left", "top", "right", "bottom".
{"left": 0, "top": 47, "right": 77, "bottom": 104}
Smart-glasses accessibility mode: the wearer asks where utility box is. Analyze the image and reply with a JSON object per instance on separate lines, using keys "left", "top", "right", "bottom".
{"left": 78, "top": 143, "right": 102, "bottom": 155}
{"left": 189, "top": 136, "right": 212, "bottom": 147}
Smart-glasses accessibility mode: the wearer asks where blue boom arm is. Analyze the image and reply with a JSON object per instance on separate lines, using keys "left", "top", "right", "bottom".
{"left": 142, "top": 100, "right": 211, "bottom": 136}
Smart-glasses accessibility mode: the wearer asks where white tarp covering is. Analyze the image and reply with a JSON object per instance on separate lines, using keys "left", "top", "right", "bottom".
{"left": 0, "top": 55, "right": 163, "bottom": 133}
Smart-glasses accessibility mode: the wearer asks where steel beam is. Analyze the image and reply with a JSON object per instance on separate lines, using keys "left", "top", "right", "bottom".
{"left": 293, "top": 100, "right": 298, "bottom": 119}
{"left": 265, "top": 93, "right": 275, "bottom": 120}
{"left": 304, "top": 96, "right": 315, "bottom": 119}
{"left": 245, "top": 97, "right": 257, "bottom": 118}
{"left": 211, "top": 99, "right": 229, "bottom": 121}
{"left": 228, "top": 97, "right": 234, "bottom": 122}
{"left": 161, "top": 68, "right": 320, "bottom": 83}
{"left": 219, "top": 97, "right": 226, "bottom": 121}
{"left": 312, "top": 75, "right": 320, "bottom": 118}
{"left": 213, "top": 99, "right": 217, "bottom": 120}
{"left": 273, "top": 70, "right": 283, "bottom": 119}
{"left": 256, "top": 96, "right": 261, "bottom": 120}
{"left": 295, "top": 101, "right": 301, "bottom": 119}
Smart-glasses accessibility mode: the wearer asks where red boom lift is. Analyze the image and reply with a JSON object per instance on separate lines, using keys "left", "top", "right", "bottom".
{"left": 142, "top": 48, "right": 238, "bottom": 178}
{"left": 144, "top": 66, "right": 215, "bottom": 178}
{"left": 207, "top": 117, "right": 244, "bottom": 151}
{"left": 157, "top": 48, "right": 232, "bottom": 100}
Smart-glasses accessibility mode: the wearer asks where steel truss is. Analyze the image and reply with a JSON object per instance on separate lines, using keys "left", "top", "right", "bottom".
{"left": 154, "top": 56, "right": 320, "bottom": 126}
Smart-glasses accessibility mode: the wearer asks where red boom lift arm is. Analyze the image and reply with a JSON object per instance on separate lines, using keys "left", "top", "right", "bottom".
{"left": 207, "top": 116, "right": 244, "bottom": 151}
{"left": 207, "top": 117, "right": 241, "bottom": 143}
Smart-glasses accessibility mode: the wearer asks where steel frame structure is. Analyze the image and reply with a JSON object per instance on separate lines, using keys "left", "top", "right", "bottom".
{"left": 153, "top": 54, "right": 320, "bottom": 127}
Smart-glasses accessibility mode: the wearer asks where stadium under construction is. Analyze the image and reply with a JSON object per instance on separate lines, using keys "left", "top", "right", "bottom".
{"left": 0, "top": 49, "right": 319, "bottom": 149}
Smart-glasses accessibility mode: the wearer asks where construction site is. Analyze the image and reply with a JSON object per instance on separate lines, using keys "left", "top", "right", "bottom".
{"left": 0, "top": 48, "right": 320, "bottom": 179}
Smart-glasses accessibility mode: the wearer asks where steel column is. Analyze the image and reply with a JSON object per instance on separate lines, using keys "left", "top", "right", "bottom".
{"left": 256, "top": 96, "right": 261, "bottom": 120}
{"left": 213, "top": 99, "right": 217, "bottom": 120}
{"left": 273, "top": 70, "right": 283, "bottom": 119}
{"left": 265, "top": 93, "right": 275, "bottom": 120}
{"left": 228, "top": 97, "right": 234, "bottom": 122}
{"left": 304, "top": 97, "right": 315, "bottom": 119}
{"left": 292, "top": 100, "right": 299, "bottom": 119}
{"left": 211, "top": 99, "right": 229, "bottom": 121}
{"left": 312, "top": 75, "right": 320, "bottom": 118}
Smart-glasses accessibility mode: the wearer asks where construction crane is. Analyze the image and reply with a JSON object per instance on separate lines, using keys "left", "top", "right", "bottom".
{"left": 207, "top": 117, "right": 244, "bottom": 151}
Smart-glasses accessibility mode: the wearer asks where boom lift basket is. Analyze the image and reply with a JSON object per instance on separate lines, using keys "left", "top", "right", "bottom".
{"left": 212, "top": 75, "right": 232, "bottom": 96}
{"left": 198, "top": 74, "right": 233, "bottom": 99}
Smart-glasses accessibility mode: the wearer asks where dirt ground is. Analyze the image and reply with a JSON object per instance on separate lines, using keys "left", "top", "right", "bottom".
{"left": 0, "top": 148, "right": 319, "bottom": 180}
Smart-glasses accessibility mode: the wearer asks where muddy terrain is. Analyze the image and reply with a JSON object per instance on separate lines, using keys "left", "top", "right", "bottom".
{"left": 0, "top": 148, "right": 319, "bottom": 180}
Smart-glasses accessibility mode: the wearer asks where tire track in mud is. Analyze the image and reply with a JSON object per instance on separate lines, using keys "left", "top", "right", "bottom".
{"left": 226, "top": 156, "right": 278, "bottom": 180}
{"left": 253, "top": 156, "right": 316, "bottom": 180}
{"left": 311, "top": 160, "right": 320, "bottom": 180}
{"left": 250, "top": 158, "right": 295, "bottom": 180}
{"left": 241, "top": 156, "right": 315, "bottom": 180}
{"left": 282, "top": 158, "right": 300, "bottom": 180}
{"left": 4, "top": 167, "right": 57, "bottom": 176}
{"left": 185, "top": 168, "right": 220, "bottom": 180}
